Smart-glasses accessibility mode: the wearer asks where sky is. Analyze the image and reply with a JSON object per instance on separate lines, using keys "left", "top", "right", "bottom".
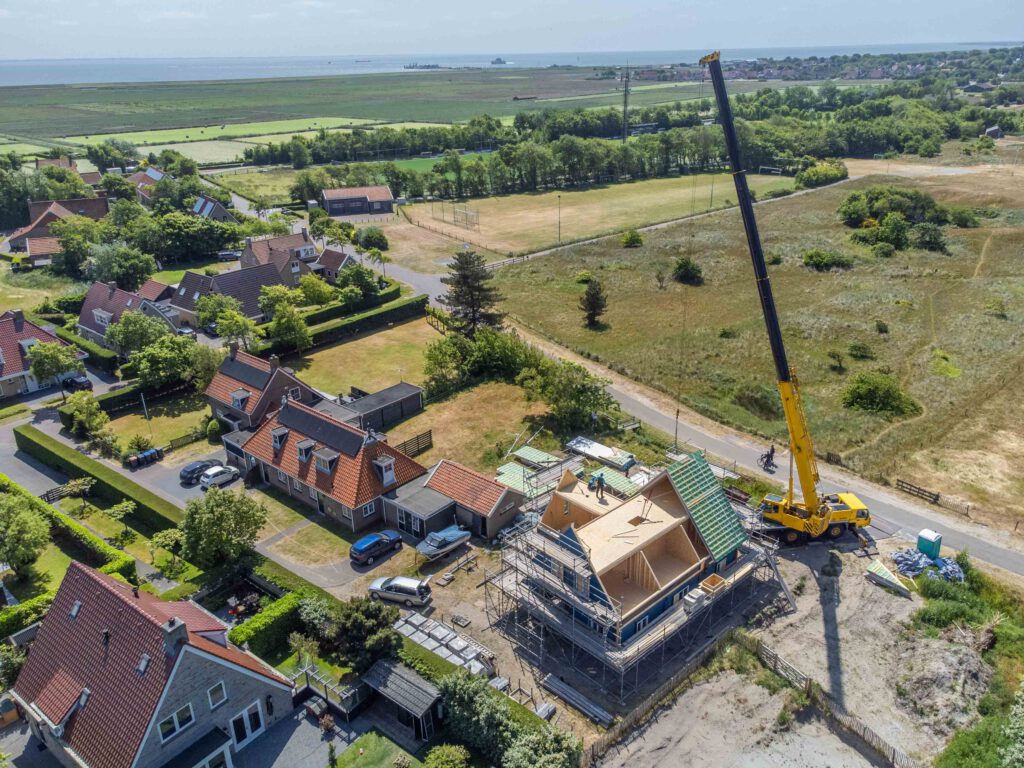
{"left": 0, "top": 0, "right": 1021, "bottom": 60}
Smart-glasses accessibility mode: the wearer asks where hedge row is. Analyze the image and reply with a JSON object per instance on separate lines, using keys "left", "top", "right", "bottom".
{"left": 12, "top": 425, "right": 183, "bottom": 531}
{"left": 0, "top": 593, "right": 53, "bottom": 639}
{"left": 298, "top": 280, "right": 402, "bottom": 327}
{"left": 264, "top": 294, "right": 428, "bottom": 356}
{"left": 53, "top": 326, "right": 118, "bottom": 373}
{"left": 0, "top": 472, "right": 136, "bottom": 583}
{"left": 226, "top": 591, "right": 303, "bottom": 657}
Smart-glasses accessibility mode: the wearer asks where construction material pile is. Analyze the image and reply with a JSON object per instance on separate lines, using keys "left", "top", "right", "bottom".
{"left": 891, "top": 549, "right": 965, "bottom": 582}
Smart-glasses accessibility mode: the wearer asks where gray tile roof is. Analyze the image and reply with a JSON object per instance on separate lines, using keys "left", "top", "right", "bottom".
{"left": 277, "top": 401, "right": 365, "bottom": 457}
{"left": 362, "top": 659, "right": 440, "bottom": 717}
{"left": 211, "top": 263, "right": 283, "bottom": 318}
{"left": 218, "top": 357, "right": 272, "bottom": 391}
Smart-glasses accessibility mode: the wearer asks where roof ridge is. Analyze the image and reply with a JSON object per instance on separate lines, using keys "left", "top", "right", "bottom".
{"left": 67, "top": 562, "right": 169, "bottom": 629}
{"left": 286, "top": 399, "right": 368, "bottom": 438}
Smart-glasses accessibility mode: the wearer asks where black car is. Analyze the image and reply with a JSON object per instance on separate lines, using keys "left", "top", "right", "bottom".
{"left": 63, "top": 375, "right": 93, "bottom": 392}
{"left": 203, "top": 322, "right": 219, "bottom": 337}
{"left": 179, "top": 459, "right": 220, "bottom": 485}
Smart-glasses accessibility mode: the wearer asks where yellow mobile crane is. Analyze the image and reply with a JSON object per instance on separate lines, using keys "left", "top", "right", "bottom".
{"left": 699, "top": 51, "right": 871, "bottom": 543}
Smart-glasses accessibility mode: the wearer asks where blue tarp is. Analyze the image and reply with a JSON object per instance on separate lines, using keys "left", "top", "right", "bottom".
{"left": 891, "top": 548, "right": 964, "bottom": 582}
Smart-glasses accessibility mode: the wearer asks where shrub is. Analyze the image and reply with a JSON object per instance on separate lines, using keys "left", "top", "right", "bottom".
{"left": 622, "top": 229, "right": 643, "bottom": 248}
{"left": 424, "top": 745, "right": 471, "bottom": 768}
{"left": 53, "top": 326, "right": 118, "bottom": 372}
{"left": 827, "top": 351, "right": 846, "bottom": 373}
{"left": 913, "top": 222, "right": 947, "bottom": 252}
{"left": 12, "top": 425, "right": 183, "bottom": 530}
{"left": 875, "top": 320, "right": 889, "bottom": 334}
{"left": 574, "top": 270, "right": 593, "bottom": 284}
{"left": 672, "top": 256, "right": 704, "bottom": 285}
{"left": 803, "top": 249, "right": 853, "bottom": 271}
{"left": 848, "top": 342, "right": 875, "bottom": 360}
{"left": 841, "top": 372, "right": 921, "bottom": 416}
{"left": 917, "top": 138, "right": 941, "bottom": 157}
{"left": 872, "top": 242, "right": 896, "bottom": 259}
{"left": 838, "top": 185, "right": 947, "bottom": 227}
{"left": 767, "top": 253, "right": 783, "bottom": 265}
{"left": 206, "top": 419, "right": 222, "bottom": 440}
{"left": 795, "top": 160, "right": 848, "bottom": 188}
{"left": 355, "top": 226, "right": 388, "bottom": 250}
{"left": 732, "top": 383, "right": 783, "bottom": 420}
{"left": 298, "top": 279, "right": 400, "bottom": 326}
{"left": 948, "top": 206, "right": 980, "bottom": 228}
{"left": 127, "top": 434, "right": 153, "bottom": 452}
{"left": 718, "top": 327, "right": 738, "bottom": 339}
{"left": 227, "top": 592, "right": 303, "bottom": 657}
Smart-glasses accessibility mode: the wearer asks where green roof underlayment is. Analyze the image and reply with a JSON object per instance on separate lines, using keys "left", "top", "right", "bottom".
{"left": 667, "top": 452, "right": 747, "bottom": 562}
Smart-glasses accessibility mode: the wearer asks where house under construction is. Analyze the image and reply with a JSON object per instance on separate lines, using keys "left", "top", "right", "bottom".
{"left": 485, "top": 451, "right": 788, "bottom": 703}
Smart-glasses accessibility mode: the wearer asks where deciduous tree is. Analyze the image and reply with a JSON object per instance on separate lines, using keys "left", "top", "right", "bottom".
{"left": 195, "top": 293, "right": 242, "bottom": 328}
{"left": 266, "top": 303, "right": 312, "bottom": 352}
{"left": 64, "top": 391, "right": 109, "bottom": 437}
{"left": 217, "top": 309, "right": 263, "bottom": 351}
{"left": 181, "top": 487, "right": 267, "bottom": 566}
{"left": 298, "top": 274, "right": 333, "bottom": 307}
{"left": 129, "top": 335, "right": 196, "bottom": 389}
{"left": 27, "top": 342, "right": 84, "bottom": 401}
{"left": 86, "top": 242, "right": 157, "bottom": 291}
{"left": 104, "top": 310, "right": 170, "bottom": 356}
{"left": 0, "top": 494, "right": 50, "bottom": 575}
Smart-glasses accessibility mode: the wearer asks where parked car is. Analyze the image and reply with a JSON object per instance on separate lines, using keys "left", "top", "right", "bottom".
{"left": 62, "top": 375, "right": 93, "bottom": 392}
{"left": 368, "top": 575, "right": 432, "bottom": 607}
{"left": 350, "top": 530, "right": 402, "bottom": 565}
{"left": 199, "top": 465, "right": 240, "bottom": 490}
{"left": 203, "top": 322, "right": 219, "bottom": 337}
{"left": 179, "top": 459, "right": 220, "bottom": 485}
{"left": 176, "top": 327, "right": 197, "bottom": 338}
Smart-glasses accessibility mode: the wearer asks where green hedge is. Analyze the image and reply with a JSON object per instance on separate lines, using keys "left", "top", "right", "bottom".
{"left": 262, "top": 294, "right": 428, "bottom": 356}
{"left": 54, "top": 326, "right": 119, "bottom": 373}
{"left": 54, "top": 292, "right": 87, "bottom": 315}
{"left": 12, "top": 425, "right": 183, "bottom": 531}
{"left": 0, "top": 472, "right": 135, "bottom": 582}
{"left": 226, "top": 592, "right": 303, "bottom": 657}
{"left": 0, "top": 593, "right": 53, "bottom": 639}
{"left": 298, "top": 280, "right": 401, "bottom": 326}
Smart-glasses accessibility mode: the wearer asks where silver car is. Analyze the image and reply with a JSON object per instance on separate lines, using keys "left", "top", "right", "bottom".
{"left": 199, "top": 465, "right": 240, "bottom": 490}
{"left": 368, "top": 576, "right": 433, "bottom": 607}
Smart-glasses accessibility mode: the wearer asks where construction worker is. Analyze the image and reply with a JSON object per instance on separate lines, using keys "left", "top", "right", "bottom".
{"left": 596, "top": 473, "right": 606, "bottom": 500}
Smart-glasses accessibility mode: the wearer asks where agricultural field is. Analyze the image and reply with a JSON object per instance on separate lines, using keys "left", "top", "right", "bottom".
{"left": 0, "top": 69, "right": 821, "bottom": 140}
{"left": 140, "top": 140, "right": 247, "bottom": 164}
{"left": 0, "top": 141, "right": 52, "bottom": 156}
{"left": 405, "top": 173, "right": 796, "bottom": 255}
{"left": 287, "top": 317, "right": 440, "bottom": 395}
{"left": 61, "top": 116, "right": 382, "bottom": 145}
{"left": 211, "top": 167, "right": 300, "bottom": 205}
{"left": 495, "top": 167, "right": 1024, "bottom": 528}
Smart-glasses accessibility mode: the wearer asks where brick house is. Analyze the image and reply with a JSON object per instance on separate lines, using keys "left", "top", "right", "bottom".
{"left": 383, "top": 459, "right": 523, "bottom": 541}
{"left": 24, "top": 236, "right": 61, "bottom": 268}
{"left": 237, "top": 398, "right": 426, "bottom": 533}
{"left": 125, "top": 166, "right": 168, "bottom": 204}
{"left": 168, "top": 264, "right": 283, "bottom": 327}
{"left": 313, "top": 246, "right": 358, "bottom": 284}
{"left": 320, "top": 186, "right": 394, "bottom": 216}
{"left": 240, "top": 231, "right": 317, "bottom": 287}
{"left": 35, "top": 157, "right": 78, "bottom": 171}
{"left": 76, "top": 282, "right": 174, "bottom": 349}
{"left": 205, "top": 343, "right": 319, "bottom": 433}
{"left": 0, "top": 310, "right": 85, "bottom": 400}
{"left": 6, "top": 198, "right": 110, "bottom": 251}
{"left": 11, "top": 562, "right": 292, "bottom": 768}
{"left": 190, "top": 194, "right": 238, "bottom": 224}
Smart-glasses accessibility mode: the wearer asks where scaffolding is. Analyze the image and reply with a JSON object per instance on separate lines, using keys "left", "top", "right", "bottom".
{"left": 484, "top": 520, "right": 788, "bottom": 705}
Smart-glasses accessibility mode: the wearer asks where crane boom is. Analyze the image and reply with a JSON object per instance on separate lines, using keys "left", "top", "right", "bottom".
{"left": 699, "top": 51, "right": 820, "bottom": 515}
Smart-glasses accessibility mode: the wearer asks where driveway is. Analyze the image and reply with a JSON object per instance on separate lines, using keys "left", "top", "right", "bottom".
{"left": 0, "top": 721, "right": 61, "bottom": 768}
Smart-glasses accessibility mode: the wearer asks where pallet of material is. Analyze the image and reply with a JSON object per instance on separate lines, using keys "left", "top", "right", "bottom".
{"left": 542, "top": 673, "right": 614, "bottom": 727}
{"left": 866, "top": 559, "right": 910, "bottom": 596}
{"left": 512, "top": 445, "right": 562, "bottom": 468}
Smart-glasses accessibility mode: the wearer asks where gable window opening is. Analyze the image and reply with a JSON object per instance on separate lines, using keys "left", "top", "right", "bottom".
{"left": 288, "top": 386, "right": 301, "bottom": 401}
{"left": 158, "top": 703, "right": 195, "bottom": 742}
{"left": 361, "top": 502, "right": 375, "bottom": 518}
{"left": 208, "top": 681, "right": 227, "bottom": 710}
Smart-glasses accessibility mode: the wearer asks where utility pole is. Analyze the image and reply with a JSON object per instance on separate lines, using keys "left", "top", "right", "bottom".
{"left": 621, "top": 63, "right": 630, "bottom": 144}
{"left": 557, "top": 194, "right": 561, "bottom": 244}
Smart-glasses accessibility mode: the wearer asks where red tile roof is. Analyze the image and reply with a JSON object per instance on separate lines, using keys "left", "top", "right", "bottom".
{"left": 244, "top": 231, "right": 313, "bottom": 267}
{"left": 25, "top": 236, "right": 61, "bottom": 257}
{"left": 79, "top": 171, "right": 103, "bottom": 186}
{"left": 316, "top": 246, "right": 357, "bottom": 272}
{"left": 242, "top": 400, "right": 426, "bottom": 509}
{"left": 0, "top": 310, "right": 68, "bottom": 378}
{"left": 36, "top": 157, "right": 77, "bottom": 170}
{"left": 136, "top": 279, "right": 172, "bottom": 302}
{"left": 7, "top": 203, "right": 74, "bottom": 243}
{"left": 426, "top": 460, "right": 507, "bottom": 516}
{"left": 13, "top": 563, "right": 289, "bottom": 768}
{"left": 205, "top": 349, "right": 273, "bottom": 415}
{"left": 77, "top": 281, "right": 144, "bottom": 336}
{"left": 28, "top": 197, "right": 109, "bottom": 222}
{"left": 322, "top": 185, "right": 394, "bottom": 202}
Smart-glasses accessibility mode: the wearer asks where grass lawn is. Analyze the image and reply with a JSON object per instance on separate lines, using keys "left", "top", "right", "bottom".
{"left": 0, "top": 263, "right": 87, "bottom": 312}
{"left": 141, "top": 140, "right": 248, "bottom": 165}
{"left": 404, "top": 173, "right": 796, "bottom": 254}
{"left": 380, "top": 218, "right": 505, "bottom": 273}
{"left": 288, "top": 317, "right": 440, "bottom": 395}
{"left": 213, "top": 168, "right": 301, "bottom": 205}
{"left": 106, "top": 392, "right": 210, "bottom": 450}
{"left": 62, "top": 117, "right": 382, "bottom": 146}
{"left": 258, "top": 488, "right": 310, "bottom": 539}
{"left": 6, "top": 535, "right": 98, "bottom": 602}
{"left": 251, "top": 487, "right": 357, "bottom": 563}
{"left": 387, "top": 382, "right": 552, "bottom": 473}
{"left": 0, "top": 403, "right": 30, "bottom": 425}
{"left": 151, "top": 256, "right": 236, "bottom": 285}
{"left": 272, "top": 651, "right": 353, "bottom": 684}
{"left": 336, "top": 731, "right": 422, "bottom": 768}
{"left": 496, "top": 168, "right": 1024, "bottom": 527}
{"left": 2, "top": 142, "right": 52, "bottom": 156}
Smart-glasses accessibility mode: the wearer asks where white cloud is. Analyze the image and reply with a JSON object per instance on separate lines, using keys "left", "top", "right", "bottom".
{"left": 155, "top": 9, "right": 207, "bottom": 20}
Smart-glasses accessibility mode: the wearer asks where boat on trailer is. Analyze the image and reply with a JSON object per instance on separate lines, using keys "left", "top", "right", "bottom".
{"left": 416, "top": 525, "right": 471, "bottom": 561}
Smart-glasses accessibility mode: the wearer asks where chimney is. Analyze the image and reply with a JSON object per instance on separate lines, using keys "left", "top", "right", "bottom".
{"left": 228, "top": 341, "right": 239, "bottom": 360}
{"left": 162, "top": 617, "right": 188, "bottom": 655}
{"left": 245, "top": 236, "right": 253, "bottom": 247}
{"left": 132, "top": 586, "right": 139, "bottom": 598}
{"left": 269, "top": 354, "right": 280, "bottom": 371}
{"left": 101, "top": 629, "right": 111, "bottom": 647}
{"left": 11, "top": 309, "right": 24, "bottom": 332}
{"left": 106, "top": 281, "right": 117, "bottom": 292}
{"left": 301, "top": 227, "right": 309, "bottom": 239}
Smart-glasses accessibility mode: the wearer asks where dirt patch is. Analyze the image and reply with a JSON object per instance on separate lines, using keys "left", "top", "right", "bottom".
{"left": 598, "top": 670, "right": 879, "bottom": 768}
{"left": 894, "top": 636, "right": 991, "bottom": 738}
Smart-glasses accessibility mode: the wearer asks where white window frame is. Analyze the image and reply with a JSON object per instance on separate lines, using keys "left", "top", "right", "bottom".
{"left": 93, "top": 309, "right": 110, "bottom": 327}
{"left": 157, "top": 702, "right": 195, "bottom": 743}
{"left": 230, "top": 700, "right": 265, "bottom": 750}
{"left": 412, "top": 515, "right": 422, "bottom": 535}
{"left": 293, "top": 479, "right": 305, "bottom": 493}
{"left": 277, "top": 469, "right": 287, "bottom": 483}
{"left": 636, "top": 616, "right": 650, "bottom": 633}
{"left": 309, "top": 486, "right": 317, "bottom": 500}
{"left": 361, "top": 502, "right": 375, "bottom": 518}
{"left": 288, "top": 386, "right": 301, "bottom": 401}
{"left": 207, "top": 681, "right": 227, "bottom": 711}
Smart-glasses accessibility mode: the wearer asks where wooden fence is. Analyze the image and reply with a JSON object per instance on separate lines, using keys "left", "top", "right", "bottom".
{"left": 39, "top": 482, "right": 78, "bottom": 505}
{"left": 732, "top": 632, "right": 919, "bottom": 768}
{"left": 393, "top": 430, "right": 432, "bottom": 458}
{"left": 896, "top": 479, "right": 972, "bottom": 518}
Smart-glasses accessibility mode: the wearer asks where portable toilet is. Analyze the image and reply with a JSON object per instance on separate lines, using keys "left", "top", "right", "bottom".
{"left": 918, "top": 529, "right": 942, "bottom": 559}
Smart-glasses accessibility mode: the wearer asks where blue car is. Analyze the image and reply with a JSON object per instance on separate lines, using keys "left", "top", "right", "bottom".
{"left": 350, "top": 529, "right": 402, "bottom": 565}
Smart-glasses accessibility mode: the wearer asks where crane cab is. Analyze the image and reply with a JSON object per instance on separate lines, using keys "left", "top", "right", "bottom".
{"left": 759, "top": 492, "right": 871, "bottom": 543}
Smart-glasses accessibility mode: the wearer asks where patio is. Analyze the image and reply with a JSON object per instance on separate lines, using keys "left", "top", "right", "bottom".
{"left": 232, "top": 708, "right": 370, "bottom": 768}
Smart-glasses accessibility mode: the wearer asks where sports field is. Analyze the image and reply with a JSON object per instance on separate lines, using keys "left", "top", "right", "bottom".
{"left": 62, "top": 116, "right": 381, "bottom": 146}
{"left": 0, "top": 69, "right": 819, "bottom": 139}
{"left": 495, "top": 166, "right": 1024, "bottom": 528}
{"left": 404, "top": 173, "right": 796, "bottom": 254}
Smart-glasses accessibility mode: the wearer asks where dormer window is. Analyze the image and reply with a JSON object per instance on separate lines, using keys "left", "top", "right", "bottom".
{"left": 271, "top": 427, "right": 289, "bottom": 450}
{"left": 314, "top": 447, "right": 339, "bottom": 474}
{"left": 296, "top": 439, "right": 314, "bottom": 462}
{"left": 231, "top": 389, "right": 250, "bottom": 409}
{"left": 374, "top": 455, "right": 396, "bottom": 487}
{"left": 93, "top": 309, "right": 112, "bottom": 327}
{"left": 18, "top": 338, "right": 38, "bottom": 355}
{"left": 289, "top": 386, "right": 301, "bottom": 401}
